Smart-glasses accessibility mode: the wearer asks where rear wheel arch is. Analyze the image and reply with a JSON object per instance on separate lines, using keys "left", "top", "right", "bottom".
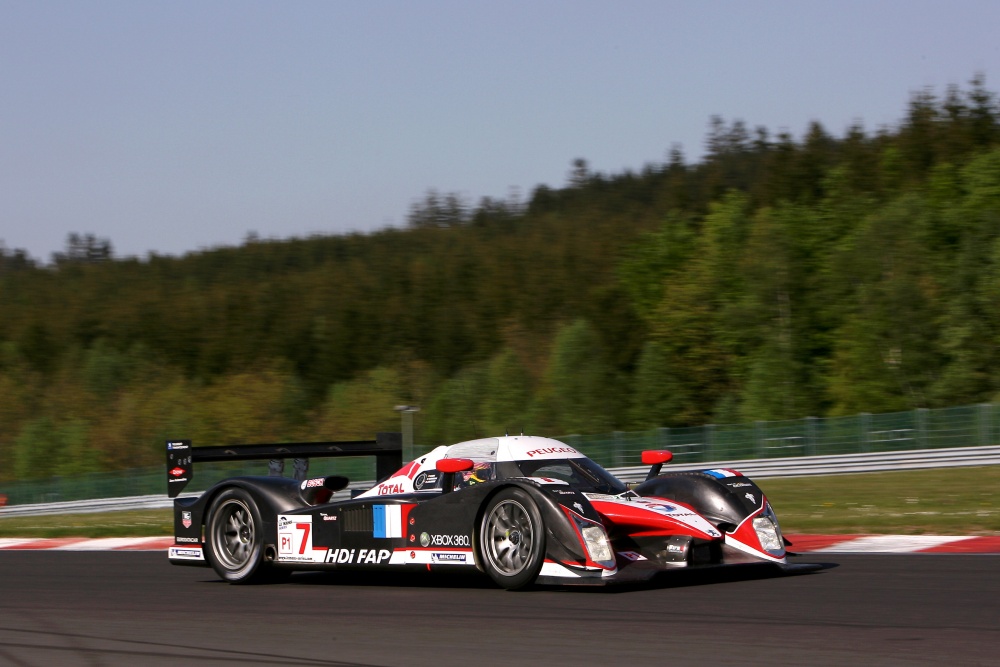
{"left": 203, "top": 484, "right": 287, "bottom": 584}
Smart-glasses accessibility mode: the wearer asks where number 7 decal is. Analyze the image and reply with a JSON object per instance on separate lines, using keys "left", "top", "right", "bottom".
{"left": 296, "top": 522, "right": 311, "bottom": 555}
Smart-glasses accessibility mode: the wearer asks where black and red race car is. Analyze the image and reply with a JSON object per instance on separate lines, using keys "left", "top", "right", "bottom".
{"left": 166, "top": 433, "right": 799, "bottom": 589}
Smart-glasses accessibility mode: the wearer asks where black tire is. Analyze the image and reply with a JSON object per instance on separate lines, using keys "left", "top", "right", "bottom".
{"left": 478, "top": 487, "right": 545, "bottom": 590}
{"left": 205, "top": 487, "right": 271, "bottom": 584}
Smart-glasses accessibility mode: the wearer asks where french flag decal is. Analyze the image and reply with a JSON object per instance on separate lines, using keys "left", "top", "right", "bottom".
{"left": 373, "top": 505, "right": 403, "bottom": 538}
{"left": 704, "top": 468, "right": 743, "bottom": 479}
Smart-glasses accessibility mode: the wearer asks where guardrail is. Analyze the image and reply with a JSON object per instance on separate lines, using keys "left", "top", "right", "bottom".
{"left": 612, "top": 444, "right": 1000, "bottom": 483}
{"left": 2, "top": 445, "right": 998, "bottom": 518}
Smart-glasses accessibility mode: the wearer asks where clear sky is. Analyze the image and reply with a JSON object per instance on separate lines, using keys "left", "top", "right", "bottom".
{"left": 3, "top": 0, "right": 999, "bottom": 262}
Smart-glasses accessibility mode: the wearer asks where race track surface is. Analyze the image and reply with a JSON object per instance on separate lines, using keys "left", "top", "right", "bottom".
{"left": 0, "top": 552, "right": 997, "bottom": 666}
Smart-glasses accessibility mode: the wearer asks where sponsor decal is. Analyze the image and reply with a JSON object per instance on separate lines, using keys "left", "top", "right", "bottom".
{"left": 169, "top": 467, "right": 186, "bottom": 477}
{"left": 181, "top": 511, "right": 192, "bottom": 529}
{"left": 176, "top": 536, "right": 200, "bottom": 544}
{"left": 301, "top": 477, "right": 325, "bottom": 489}
{"left": 373, "top": 505, "right": 404, "bottom": 538}
{"left": 376, "top": 482, "right": 405, "bottom": 495}
{"left": 524, "top": 477, "right": 569, "bottom": 486}
{"left": 745, "top": 493, "right": 756, "bottom": 504}
{"left": 167, "top": 442, "right": 189, "bottom": 450}
{"left": 419, "top": 532, "right": 430, "bottom": 547}
{"left": 667, "top": 544, "right": 685, "bottom": 553}
{"left": 426, "top": 534, "right": 470, "bottom": 548}
{"left": 324, "top": 548, "right": 391, "bottom": 564}
{"left": 524, "top": 446, "right": 578, "bottom": 458}
{"left": 553, "top": 489, "right": 576, "bottom": 495}
{"left": 642, "top": 501, "right": 677, "bottom": 514}
{"left": 618, "top": 551, "right": 646, "bottom": 561}
{"left": 278, "top": 514, "right": 314, "bottom": 562}
{"left": 320, "top": 513, "right": 337, "bottom": 522}
{"left": 728, "top": 482, "right": 753, "bottom": 488}
{"left": 169, "top": 546, "right": 204, "bottom": 560}
{"left": 573, "top": 502, "right": 585, "bottom": 514}
{"left": 431, "top": 552, "right": 467, "bottom": 563}
{"left": 413, "top": 472, "right": 439, "bottom": 490}
{"left": 582, "top": 493, "right": 618, "bottom": 501}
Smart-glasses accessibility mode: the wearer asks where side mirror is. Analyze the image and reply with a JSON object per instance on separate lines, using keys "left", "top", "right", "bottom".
{"left": 641, "top": 450, "right": 673, "bottom": 481}
{"left": 436, "top": 458, "right": 474, "bottom": 494}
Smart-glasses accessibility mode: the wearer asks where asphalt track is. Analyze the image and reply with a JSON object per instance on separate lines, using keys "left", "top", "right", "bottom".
{"left": 0, "top": 553, "right": 997, "bottom": 666}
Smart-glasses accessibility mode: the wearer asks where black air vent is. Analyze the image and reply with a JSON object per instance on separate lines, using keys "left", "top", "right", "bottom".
{"left": 342, "top": 507, "right": 373, "bottom": 533}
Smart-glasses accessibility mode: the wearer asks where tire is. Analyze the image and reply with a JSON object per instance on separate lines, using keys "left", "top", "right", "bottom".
{"left": 205, "top": 487, "right": 271, "bottom": 584}
{"left": 478, "top": 488, "right": 545, "bottom": 590}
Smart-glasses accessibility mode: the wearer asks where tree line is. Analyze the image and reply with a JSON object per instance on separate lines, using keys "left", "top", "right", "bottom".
{"left": 2, "top": 76, "right": 1000, "bottom": 481}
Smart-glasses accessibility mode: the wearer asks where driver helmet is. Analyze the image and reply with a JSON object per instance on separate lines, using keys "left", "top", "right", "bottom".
{"left": 462, "top": 461, "right": 495, "bottom": 485}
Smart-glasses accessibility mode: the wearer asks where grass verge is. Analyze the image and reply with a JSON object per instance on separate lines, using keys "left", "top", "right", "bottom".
{"left": 761, "top": 466, "right": 1000, "bottom": 534}
{"left": 0, "top": 509, "right": 173, "bottom": 538}
{"left": 1, "top": 466, "right": 997, "bottom": 538}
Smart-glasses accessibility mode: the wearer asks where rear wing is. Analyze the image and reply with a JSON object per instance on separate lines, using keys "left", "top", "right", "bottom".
{"left": 165, "top": 432, "right": 403, "bottom": 498}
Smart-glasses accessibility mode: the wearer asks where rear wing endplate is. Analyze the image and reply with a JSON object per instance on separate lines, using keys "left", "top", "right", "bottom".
{"left": 166, "top": 433, "right": 403, "bottom": 498}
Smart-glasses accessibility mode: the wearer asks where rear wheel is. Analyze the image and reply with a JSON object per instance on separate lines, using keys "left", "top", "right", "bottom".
{"left": 205, "top": 487, "right": 273, "bottom": 584}
{"left": 479, "top": 488, "right": 545, "bottom": 590}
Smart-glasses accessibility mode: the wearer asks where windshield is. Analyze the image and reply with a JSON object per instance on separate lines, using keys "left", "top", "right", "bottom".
{"left": 513, "top": 457, "right": 627, "bottom": 495}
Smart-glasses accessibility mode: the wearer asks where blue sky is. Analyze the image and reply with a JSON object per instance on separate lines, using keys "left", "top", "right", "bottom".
{"left": 3, "top": 0, "right": 999, "bottom": 262}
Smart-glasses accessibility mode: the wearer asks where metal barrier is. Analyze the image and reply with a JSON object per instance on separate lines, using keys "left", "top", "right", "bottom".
{"left": 3, "top": 445, "right": 999, "bottom": 518}
{"left": 612, "top": 444, "right": 1000, "bottom": 483}
{"left": 2, "top": 402, "right": 998, "bottom": 508}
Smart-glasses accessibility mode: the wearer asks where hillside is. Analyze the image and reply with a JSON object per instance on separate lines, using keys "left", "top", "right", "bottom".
{"left": 2, "top": 77, "right": 1000, "bottom": 480}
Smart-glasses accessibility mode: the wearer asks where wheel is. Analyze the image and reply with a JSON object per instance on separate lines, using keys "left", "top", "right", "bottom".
{"left": 205, "top": 487, "right": 271, "bottom": 584}
{"left": 478, "top": 488, "right": 545, "bottom": 590}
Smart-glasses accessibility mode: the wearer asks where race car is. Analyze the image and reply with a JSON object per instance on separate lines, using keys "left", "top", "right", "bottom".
{"left": 166, "top": 433, "right": 793, "bottom": 589}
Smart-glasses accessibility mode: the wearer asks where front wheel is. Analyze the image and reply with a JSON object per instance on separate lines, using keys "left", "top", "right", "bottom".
{"left": 205, "top": 487, "right": 271, "bottom": 584}
{"left": 479, "top": 488, "right": 545, "bottom": 590}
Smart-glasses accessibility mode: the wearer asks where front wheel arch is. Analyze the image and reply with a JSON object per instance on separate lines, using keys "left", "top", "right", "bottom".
{"left": 477, "top": 487, "right": 546, "bottom": 590}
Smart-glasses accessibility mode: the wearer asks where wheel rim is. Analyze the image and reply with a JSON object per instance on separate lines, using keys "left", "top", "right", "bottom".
{"left": 483, "top": 499, "right": 535, "bottom": 576}
{"left": 211, "top": 498, "right": 256, "bottom": 571}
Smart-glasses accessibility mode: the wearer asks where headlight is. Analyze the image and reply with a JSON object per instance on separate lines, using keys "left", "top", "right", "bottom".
{"left": 570, "top": 513, "right": 615, "bottom": 568}
{"left": 752, "top": 504, "right": 784, "bottom": 553}
{"left": 580, "top": 524, "right": 614, "bottom": 563}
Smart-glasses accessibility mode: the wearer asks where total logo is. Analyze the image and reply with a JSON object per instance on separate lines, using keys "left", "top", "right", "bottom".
{"left": 377, "top": 482, "right": 406, "bottom": 495}
{"left": 419, "top": 533, "right": 470, "bottom": 548}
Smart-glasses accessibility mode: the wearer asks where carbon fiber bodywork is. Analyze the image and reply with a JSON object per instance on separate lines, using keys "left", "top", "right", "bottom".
{"left": 168, "top": 435, "right": 789, "bottom": 587}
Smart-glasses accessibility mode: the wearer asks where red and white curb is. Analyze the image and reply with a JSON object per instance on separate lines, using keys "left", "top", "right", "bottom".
{"left": 0, "top": 537, "right": 174, "bottom": 551}
{"left": 784, "top": 534, "right": 1000, "bottom": 554}
{"left": 0, "top": 535, "right": 998, "bottom": 553}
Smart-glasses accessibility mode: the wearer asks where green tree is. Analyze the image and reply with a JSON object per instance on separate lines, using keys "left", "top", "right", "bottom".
{"left": 539, "top": 319, "right": 616, "bottom": 434}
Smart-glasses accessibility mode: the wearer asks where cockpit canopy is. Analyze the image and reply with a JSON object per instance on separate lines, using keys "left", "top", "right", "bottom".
{"left": 357, "top": 435, "right": 627, "bottom": 498}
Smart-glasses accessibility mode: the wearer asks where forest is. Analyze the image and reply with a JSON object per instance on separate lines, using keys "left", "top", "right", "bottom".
{"left": 3, "top": 76, "right": 1000, "bottom": 482}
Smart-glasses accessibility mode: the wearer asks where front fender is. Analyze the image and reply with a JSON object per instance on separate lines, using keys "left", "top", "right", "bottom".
{"left": 483, "top": 479, "right": 599, "bottom": 569}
